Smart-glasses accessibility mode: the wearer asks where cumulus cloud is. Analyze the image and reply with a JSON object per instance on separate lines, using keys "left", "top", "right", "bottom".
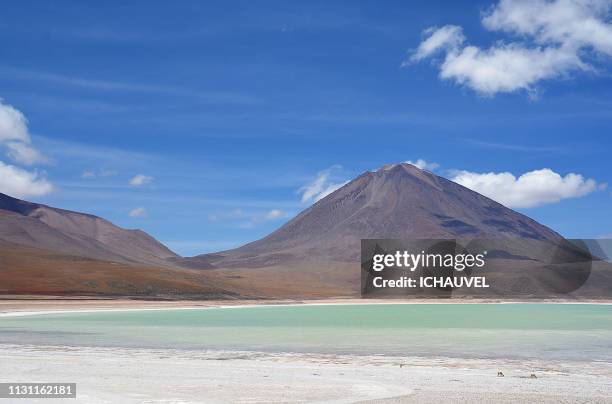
{"left": 299, "top": 166, "right": 349, "bottom": 203}
{"left": 482, "top": 0, "right": 612, "bottom": 54}
{"left": 405, "top": 159, "right": 440, "bottom": 171}
{"left": 408, "top": 0, "right": 612, "bottom": 96}
{"left": 0, "top": 100, "right": 53, "bottom": 198}
{"left": 129, "top": 174, "right": 153, "bottom": 186}
{"left": 0, "top": 160, "right": 53, "bottom": 198}
{"left": 451, "top": 168, "right": 598, "bottom": 208}
{"left": 128, "top": 207, "right": 147, "bottom": 217}
{"left": 0, "top": 100, "right": 48, "bottom": 165}
{"left": 409, "top": 25, "right": 466, "bottom": 62}
{"left": 6, "top": 141, "right": 49, "bottom": 166}
{"left": 0, "top": 101, "right": 29, "bottom": 143}
{"left": 440, "top": 43, "right": 584, "bottom": 96}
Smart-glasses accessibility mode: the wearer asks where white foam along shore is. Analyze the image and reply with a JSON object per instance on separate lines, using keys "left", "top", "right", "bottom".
{"left": 1, "top": 344, "right": 611, "bottom": 403}
{"left": 2, "top": 298, "right": 612, "bottom": 318}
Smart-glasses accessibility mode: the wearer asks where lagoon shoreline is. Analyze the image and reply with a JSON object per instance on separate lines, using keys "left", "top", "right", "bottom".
{"left": 2, "top": 300, "right": 612, "bottom": 402}
{"left": 2, "top": 296, "right": 612, "bottom": 317}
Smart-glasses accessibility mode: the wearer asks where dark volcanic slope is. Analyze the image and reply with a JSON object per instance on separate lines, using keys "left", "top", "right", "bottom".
{"left": 195, "top": 163, "right": 564, "bottom": 268}
{"left": 0, "top": 192, "right": 177, "bottom": 267}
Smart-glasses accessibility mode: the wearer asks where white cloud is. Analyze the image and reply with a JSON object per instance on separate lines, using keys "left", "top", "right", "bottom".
{"left": 264, "top": 209, "right": 285, "bottom": 220}
{"left": 451, "top": 168, "right": 598, "bottom": 208}
{"left": 440, "top": 44, "right": 584, "bottom": 96}
{"left": 0, "top": 99, "right": 52, "bottom": 197}
{"left": 6, "top": 141, "right": 49, "bottom": 166}
{"left": 299, "top": 166, "right": 349, "bottom": 203}
{"left": 405, "top": 159, "right": 440, "bottom": 171}
{"left": 409, "top": 0, "right": 612, "bottom": 96}
{"left": 0, "top": 100, "right": 48, "bottom": 165}
{"left": 482, "top": 0, "right": 612, "bottom": 54}
{"left": 409, "top": 25, "right": 465, "bottom": 62}
{"left": 0, "top": 101, "right": 30, "bottom": 143}
{"left": 129, "top": 174, "right": 153, "bottom": 186}
{"left": 128, "top": 207, "right": 146, "bottom": 217}
{"left": 0, "top": 160, "right": 53, "bottom": 198}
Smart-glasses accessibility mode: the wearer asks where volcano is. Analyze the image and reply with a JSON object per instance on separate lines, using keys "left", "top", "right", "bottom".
{"left": 185, "top": 163, "right": 611, "bottom": 298}
{"left": 192, "top": 163, "right": 563, "bottom": 267}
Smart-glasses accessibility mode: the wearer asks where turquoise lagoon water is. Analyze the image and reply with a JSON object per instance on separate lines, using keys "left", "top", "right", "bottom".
{"left": 1, "top": 304, "right": 611, "bottom": 361}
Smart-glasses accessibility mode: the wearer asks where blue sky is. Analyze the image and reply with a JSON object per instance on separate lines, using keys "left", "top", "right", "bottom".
{"left": 0, "top": 0, "right": 611, "bottom": 256}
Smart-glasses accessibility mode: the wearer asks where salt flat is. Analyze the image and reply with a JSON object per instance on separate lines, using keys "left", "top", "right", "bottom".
{"left": 1, "top": 345, "right": 611, "bottom": 403}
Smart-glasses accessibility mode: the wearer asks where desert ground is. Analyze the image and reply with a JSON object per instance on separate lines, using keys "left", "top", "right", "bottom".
{"left": 1, "top": 344, "right": 612, "bottom": 403}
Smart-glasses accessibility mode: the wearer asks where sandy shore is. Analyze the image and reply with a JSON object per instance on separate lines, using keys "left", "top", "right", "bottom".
{"left": 1, "top": 344, "right": 611, "bottom": 403}
{"left": 2, "top": 296, "right": 611, "bottom": 317}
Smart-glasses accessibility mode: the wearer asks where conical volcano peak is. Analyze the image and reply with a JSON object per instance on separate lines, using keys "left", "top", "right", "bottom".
{"left": 378, "top": 163, "right": 400, "bottom": 171}
{"left": 194, "top": 159, "right": 564, "bottom": 270}
{"left": 375, "top": 162, "right": 435, "bottom": 178}
{"left": 377, "top": 162, "right": 421, "bottom": 172}
{"left": 372, "top": 162, "right": 441, "bottom": 190}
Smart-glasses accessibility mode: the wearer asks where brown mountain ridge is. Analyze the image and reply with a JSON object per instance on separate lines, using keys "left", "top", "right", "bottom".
{"left": 0, "top": 192, "right": 177, "bottom": 267}
{"left": 1, "top": 163, "right": 610, "bottom": 298}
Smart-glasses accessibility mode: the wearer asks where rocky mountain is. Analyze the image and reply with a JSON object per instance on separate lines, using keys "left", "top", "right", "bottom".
{"left": 1, "top": 164, "right": 609, "bottom": 299}
{"left": 0, "top": 192, "right": 177, "bottom": 267}
{"left": 192, "top": 163, "right": 564, "bottom": 269}
{"left": 182, "top": 163, "right": 612, "bottom": 298}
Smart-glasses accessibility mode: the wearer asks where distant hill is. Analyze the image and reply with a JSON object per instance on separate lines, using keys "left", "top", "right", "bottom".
{"left": 0, "top": 192, "right": 177, "bottom": 267}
